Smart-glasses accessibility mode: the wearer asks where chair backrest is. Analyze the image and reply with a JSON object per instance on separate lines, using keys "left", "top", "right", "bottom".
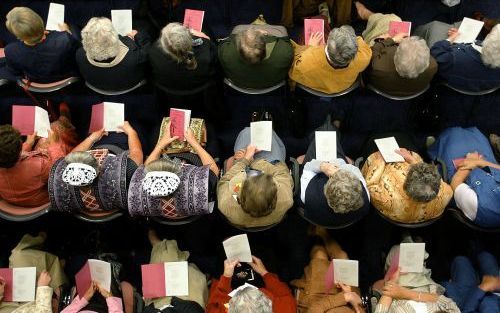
{"left": 155, "top": 80, "right": 215, "bottom": 96}
{"left": 86, "top": 79, "right": 147, "bottom": 96}
{"left": 151, "top": 215, "right": 202, "bottom": 226}
{"left": 228, "top": 220, "right": 282, "bottom": 232}
{"left": 0, "top": 199, "right": 50, "bottom": 221}
{"left": 442, "top": 82, "right": 500, "bottom": 96}
{"left": 447, "top": 207, "right": 500, "bottom": 233}
{"left": 296, "top": 206, "right": 365, "bottom": 229}
{"left": 17, "top": 77, "right": 80, "bottom": 93}
{"left": 296, "top": 78, "right": 360, "bottom": 98}
{"left": 374, "top": 207, "right": 443, "bottom": 228}
{"left": 224, "top": 78, "right": 286, "bottom": 95}
{"left": 367, "top": 84, "right": 430, "bottom": 100}
{"left": 73, "top": 210, "right": 124, "bottom": 223}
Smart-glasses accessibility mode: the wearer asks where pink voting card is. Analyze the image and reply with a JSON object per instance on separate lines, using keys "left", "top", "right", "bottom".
{"left": 183, "top": 9, "right": 204, "bottom": 32}
{"left": 453, "top": 158, "right": 465, "bottom": 169}
{"left": 75, "top": 262, "right": 92, "bottom": 299}
{"left": 0, "top": 48, "right": 5, "bottom": 58}
{"left": 12, "top": 106, "right": 36, "bottom": 136}
{"left": 0, "top": 268, "right": 14, "bottom": 302}
{"left": 384, "top": 250, "right": 400, "bottom": 281}
{"left": 388, "top": 21, "right": 412, "bottom": 37}
{"left": 141, "top": 264, "right": 165, "bottom": 299}
{"left": 89, "top": 103, "right": 105, "bottom": 133}
{"left": 169, "top": 109, "right": 186, "bottom": 141}
{"left": 304, "top": 19, "right": 324, "bottom": 45}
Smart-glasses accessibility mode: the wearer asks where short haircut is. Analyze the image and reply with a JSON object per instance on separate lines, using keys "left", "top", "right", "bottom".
{"left": 239, "top": 174, "right": 277, "bottom": 217}
{"left": 323, "top": 169, "right": 364, "bottom": 213}
{"left": 64, "top": 151, "right": 99, "bottom": 173}
{"left": 145, "top": 158, "right": 182, "bottom": 175}
{"left": 159, "top": 22, "right": 198, "bottom": 70}
{"left": 0, "top": 125, "right": 22, "bottom": 168}
{"left": 482, "top": 24, "right": 500, "bottom": 68}
{"left": 81, "top": 17, "right": 120, "bottom": 61}
{"left": 404, "top": 163, "right": 441, "bottom": 202}
{"left": 228, "top": 287, "right": 272, "bottom": 313}
{"left": 236, "top": 27, "right": 266, "bottom": 64}
{"left": 6, "top": 7, "right": 44, "bottom": 44}
{"left": 394, "top": 36, "right": 431, "bottom": 78}
{"left": 326, "top": 25, "right": 358, "bottom": 67}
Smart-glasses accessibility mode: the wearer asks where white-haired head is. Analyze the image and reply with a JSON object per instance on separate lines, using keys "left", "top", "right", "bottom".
{"left": 394, "top": 36, "right": 431, "bottom": 79}
{"left": 481, "top": 24, "right": 500, "bottom": 68}
{"left": 81, "top": 17, "right": 120, "bottom": 61}
{"left": 228, "top": 288, "right": 272, "bottom": 313}
{"left": 326, "top": 25, "right": 358, "bottom": 67}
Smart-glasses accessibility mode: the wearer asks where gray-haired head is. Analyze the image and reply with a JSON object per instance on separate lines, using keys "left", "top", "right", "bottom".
{"left": 326, "top": 25, "right": 358, "bottom": 67}
{"left": 144, "top": 157, "right": 182, "bottom": 175}
{"left": 159, "top": 22, "right": 197, "bottom": 70}
{"left": 228, "top": 287, "right": 272, "bottom": 313}
{"left": 324, "top": 169, "right": 364, "bottom": 213}
{"left": 481, "top": 24, "right": 500, "bottom": 68}
{"left": 404, "top": 163, "right": 441, "bottom": 202}
{"left": 236, "top": 27, "right": 266, "bottom": 64}
{"left": 81, "top": 17, "right": 120, "bottom": 61}
{"left": 394, "top": 36, "right": 431, "bottom": 78}
{"left": 64, "top": 151, "right": 99, "bottom": 173}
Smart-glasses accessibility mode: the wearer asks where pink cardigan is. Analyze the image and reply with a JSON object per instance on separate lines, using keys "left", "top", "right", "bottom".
{"left": 61, "top": 296, "right": 123, "bottom": 313}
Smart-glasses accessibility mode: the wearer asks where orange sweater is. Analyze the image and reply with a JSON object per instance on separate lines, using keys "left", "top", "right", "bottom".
{"left": 205, "top": 273, "right": 296, "bottom": 313}
{"left": 288, "top": 37, "right": 371, "bottom": 94}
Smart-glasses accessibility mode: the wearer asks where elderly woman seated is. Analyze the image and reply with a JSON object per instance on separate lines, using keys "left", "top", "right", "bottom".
{"left": 206, "top": 256, "right": 296, "bottom": 313}
{"left": 2, "top": 7, "right": 79, "bottom": 83}
{"left": 217, "top": 127, "right": 293, "bottom": 228}
{"left": 298, "top": 117, "right": 369, "bottom": 227}
{"left": 373, "top": 236, "right": 460, "bottom": 313}
{"left": 149, "top": 23, "right": 217, "bottom": 92}
{"left": 0, "top": 104, "right": 78, "bottom": 207}
{"left": 288, "top": 25, "right": 371, "bottom": 94}
{"left": 442, "top": 251, "right": 500, "bottom": 313}
{"left": 292, "top": 227, "right": 365, "bottom": 313}
{"left": 76, "top": 17, "right": 150, "bottom": 91}
{"left": 428, "top": 127, "right": 500, "bottom": 228}
{"left": 218, "top": 22, "right": 293, "bottom": 89}
{"left": 128, "top": 124, "right": 219, "bottom": 219}
{"left": 48, "top": 122, "right": 143, "bottom": 215}
{"left": 0, "top": 233, "right": 67, "bottom": 313}
{"left": 361, "top": 133, "right": 452, "bottom": 224}
{"left": 144, "top": 229, "right": 207, "bottom": 311}
{"left": 414, "top": 22, "right": 500, "bottom": 92}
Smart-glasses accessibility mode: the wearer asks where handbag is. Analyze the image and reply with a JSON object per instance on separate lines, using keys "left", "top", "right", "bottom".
{"left": 157, "top": 117, "right": 207, "bottom": 154}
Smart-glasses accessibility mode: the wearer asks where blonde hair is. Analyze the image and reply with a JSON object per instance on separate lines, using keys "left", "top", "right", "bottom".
{"left": 240, "top": 174, "right": 277, "bottom": 217}
{"left": 81, "top": 17, "right": 120, "bottom": 61}
{"left": 6, "top": 7, "right": 45, "bottom": 44}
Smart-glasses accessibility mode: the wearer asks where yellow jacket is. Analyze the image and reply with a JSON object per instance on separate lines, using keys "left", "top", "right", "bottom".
{"left": 289, "top": 37, "right": 371, "bottom": 94}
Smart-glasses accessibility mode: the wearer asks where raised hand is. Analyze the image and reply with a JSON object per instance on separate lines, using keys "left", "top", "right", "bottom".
{"left": 308, "top": 32, "right": 324, "bottom": 46}
{"left": 248, "top": 256, "right": 268, "bottom": 276}
{"left": 223, "top": 259, "right": 240, "bottom": 278}
{"left": 37, "top": 271, "right": 51, "bottom": 287}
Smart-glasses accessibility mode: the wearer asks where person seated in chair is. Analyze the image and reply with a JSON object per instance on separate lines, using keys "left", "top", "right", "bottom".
{"left": 1, "top": 7, "right": 79, "bottom": 83}
{"left": 128, "top": 124, "right": 219, "bottom": 219}
{"left": 288, "top": 25, "right": 371, "bottom": 94}
{"left": 0, "top": 104, "right": 78, "bottom": 207}
{"left": 48, "top": 121, "right": 143, "bottom": 215}
{"left": 206, "top": 256, "right": 296, "bottom": 313}
{"left": 0, "top": 232, "right": 68, "bottom": 313}
{"left": 361, "top": 133, "right": 452, "bottom": 224}
{"left": 298, "top": 117, "right": 369, "bottom": 227}
{"left": 144, "top": 229, "right": 208, "bottom": 310}
{"left": 217, "top": 127, "right": 293, "bottom": 228}
{"left": 149, "top": 23, "right": 217, "bottom": 92}
{"left": 218, "top": 21, "right": 293, "bottom": 89}
{"left": 76, "top": 17, "right": 150, "bottom": 92}
{"left": 442, "top": 251, "right": 500, "bottom": 313}
{"left": 414, "top": 22, "right": 500, "bottom": 92}
{"left": 292, "top": 227, "right": 364, "bottom": 313}
{"left": 428, "top": 127, "right": 500, "bottom": 228}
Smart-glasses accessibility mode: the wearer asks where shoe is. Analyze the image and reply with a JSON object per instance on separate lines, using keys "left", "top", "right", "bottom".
{"left": 251, "top": 111, "right": 260, "bottom": 122}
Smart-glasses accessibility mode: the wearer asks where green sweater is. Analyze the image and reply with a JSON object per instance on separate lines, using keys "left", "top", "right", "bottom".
{"left": 218, "top": 35, "right": 293, "bottom": 89}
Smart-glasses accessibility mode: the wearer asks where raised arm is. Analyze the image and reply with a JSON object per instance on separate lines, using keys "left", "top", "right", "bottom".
{"left": 185, "top": 129, "right": 219, "bottom": 176}
{"left": 71, "top": 129, "right": 107, "bottom": 152}
{"left": 118, "top": 122, "right": 143, "bottom": 166}
{"left": 145, "top": 122, "right": 178, "bottom": 165}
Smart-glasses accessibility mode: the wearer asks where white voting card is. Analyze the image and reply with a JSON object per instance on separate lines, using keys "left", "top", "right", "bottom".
{"left": 399, "top": 243, "right": 426, "bottom": 273}
{"left": 223, "top": 234, "right": 252, "bottom": 263}
{"left": 315, "top": 131, "right": 337, "bottom": 162}
{"left": 111, "top": 10, "right": 133, "bottom": 36}
{"left": 374, "top": 137, "right": 405, "bottom": 163}
{"left": 455, "top": 17, "right": 484, "bottom": 44}
{"left": 164, "top": 261, "right": 189, "bottom": 296}
{"left": 333, "top": 259, "right": 359, "bottom": 287}
{"left": 46, "top": 3, "right": 64, "bottom": 31}
{"left": 250, "top": 121, "right": 272, "bottom": 151}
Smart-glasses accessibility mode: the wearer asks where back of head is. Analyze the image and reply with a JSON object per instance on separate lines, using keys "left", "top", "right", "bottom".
{"left": 64, "top": 151, "right": 99, "bottom": 172}
{"left": 481, "top": 24, "right": 500, "bottom": 68}
{"left": 6, "top": 7, "right": 44, "bottom": 44}
{"left": 326, "top": 25, "right": 358, "bottom": 67}
{"left": 236, "top": 27, "right": 266, "bottom": 64}
{"left": 159, "top": 22, "right": 198, "bottom": 70}
{"left": 394, "top": 36, "right": 431, "bottom": 78}
{"left": 239, "top": 174, "right": 277, "bottom": 217}
{"left": 0, "top": 125, "right": 22, "bottom": 168}
{"left": 144, "top": 158, "right": 182, "bottom": 175}
{"left": 63, "top": 151, "right": 100, "bottom": 186}
{"left": 228, "top": 287, "right": 272, "bottom": 313}
{"left": 324, "top": 169, "right": 364, "bottom": 213}
{"left": 404, "top": 163, "right": 441, "bottom": 202}
{"left": 81, "top": 17, "right": 120, "bottom": 61}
